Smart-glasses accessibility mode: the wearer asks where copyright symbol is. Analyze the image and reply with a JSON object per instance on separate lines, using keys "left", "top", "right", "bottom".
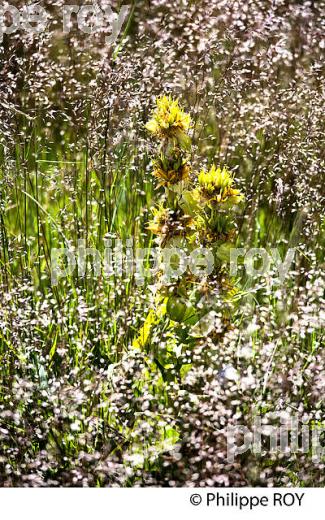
{"left": 190, "top": 494, "right": 202, "bottom": 506}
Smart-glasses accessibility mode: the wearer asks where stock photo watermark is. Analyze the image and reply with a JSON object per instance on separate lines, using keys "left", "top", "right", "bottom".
{"left": 226, "top": 415, "right": 325, "bottom": 463}
{"left": 0, "top": 2, "right": 129, "bottom": 42}
{"left": 51, "top": 239, "right": 215, "bottom": 286}
{"left": 50, "top": 240, "right": 296, "bottom": 286}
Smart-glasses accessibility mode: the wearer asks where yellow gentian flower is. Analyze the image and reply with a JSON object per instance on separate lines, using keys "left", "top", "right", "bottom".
{"left": 146, "top": 95, "right": 192, "bottom": 148}
{"left": 198, "top": 165, "right": 244, "bottom": 205}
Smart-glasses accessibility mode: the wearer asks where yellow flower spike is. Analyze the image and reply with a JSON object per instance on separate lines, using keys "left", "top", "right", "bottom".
{"left": 198, "top": 165, "right": 244, "bottom": 205}
{"left": 146, "top": 95, "right": 192, "bottom": 148}
{"left": 147, "top": 206, "right": 194, "bottom": 248}
{"left": 152, "top": 155, "right": 190, "bottom": 187}
{"left": 147, "top": 206, "right": 169, "bottom": 235}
